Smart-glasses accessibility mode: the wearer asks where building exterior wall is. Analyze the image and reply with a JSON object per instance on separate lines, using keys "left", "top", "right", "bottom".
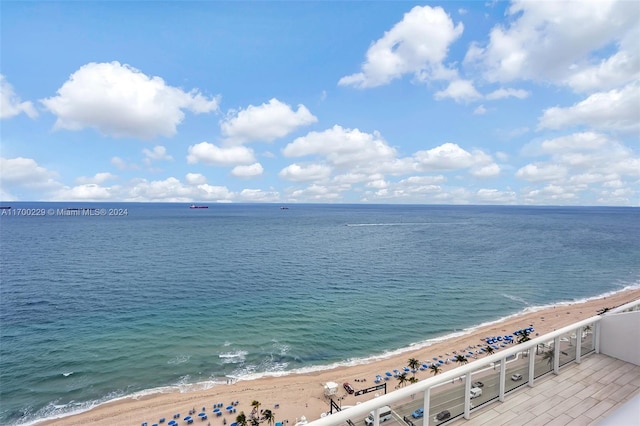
{"left": 599, "top": 310, "right": 640, "bottom": 366}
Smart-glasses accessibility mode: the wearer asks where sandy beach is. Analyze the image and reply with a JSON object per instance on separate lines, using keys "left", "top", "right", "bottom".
{"left": 38, "top": 288, "right": 640, "bottom": 426}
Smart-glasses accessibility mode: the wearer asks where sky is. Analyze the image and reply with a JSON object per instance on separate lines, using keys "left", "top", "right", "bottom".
{"left": 1, "top": 1, "right": 639, "bottom": 205}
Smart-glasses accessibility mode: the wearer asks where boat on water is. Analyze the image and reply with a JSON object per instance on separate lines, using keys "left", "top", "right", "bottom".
{"left": 189, "top": 204, "right": 208, "bottom": 209}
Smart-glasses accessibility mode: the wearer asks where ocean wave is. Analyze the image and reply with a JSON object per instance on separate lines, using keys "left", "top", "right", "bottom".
{"left": 501, "top": 293, "right": 530, "bottom": 306}
{"left": 167, "top": 354, "right": 191, "bottom": 365}
{"left": 219, "top": 350, "right": 248, "bottom": 364}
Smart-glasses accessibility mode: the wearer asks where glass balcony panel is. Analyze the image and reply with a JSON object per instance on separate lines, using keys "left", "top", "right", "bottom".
{"left": 534, "top": 342, "right": 554, "bottom": 379}
{"left": 393, "top": 390, "right": 427, "bottom": 426}
{"left": 427, "top": 380, "right": 464, "bottom": 426}
{"left": 469, "top": 362, "right": 499, "bottom": 409}
{"left": 504, "top": 349, "right": 529, "bottom": 393}
{"left": 558, "top": 330, "right": 577, "bottom": 367}
{"left": 580, "top": 323, "right": 595, "bottom": 355}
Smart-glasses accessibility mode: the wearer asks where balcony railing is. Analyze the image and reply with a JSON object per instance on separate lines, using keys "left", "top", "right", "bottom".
{"left": 310, "top": 299, "right": 639, "bottom": 426}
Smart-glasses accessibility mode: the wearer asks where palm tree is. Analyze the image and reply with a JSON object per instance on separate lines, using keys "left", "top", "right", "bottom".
{"left": 397, "top": 372, "right": 408, "bottom": 387}
{"left": 250, "top": 418, "right": 260, "bottom": 426}
{"left": 429, "top": 364, "right": 441, "bottom": 376}
{"left": 454, "top": 354, "right": 468, "bottom": 366}
{"left": 484, "top": 346, "right": 494, "bottom": 356}
{"left": 597, "top": 307, "right": 611, "bottom": 315}
{"left": 251, "top": 400, "right": 261, "bottom": 416}
{"left": 408, "top": 377, "right": 419, "bottom": 384}
{"left": 408, "top": 358, "right": 420, "bottom": 376}
{"left": 236, "top": 412, "right": 247, "bottom": 426}
{"left": 262, "top": 409, "right": 274, "bottom": 426}
{"left": 542, "top": 350, "right": 554, "bottom": 368}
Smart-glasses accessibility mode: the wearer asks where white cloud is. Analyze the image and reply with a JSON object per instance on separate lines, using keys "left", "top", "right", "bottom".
{"left": 111, "top": 157, "right": 127, "bottom": 170}
{"left": 142, "top": 145, "right": 173, "bottom": 163}
{"left": 338, "top": 5, "right": 463, "bottom": 88}
{"left": 434, "top": 79, "right": 482, "bottom": 103}
{"left": 465, "top": 0, "right": 639, "bottom": 90}
{"left": 283, "top": 125, "right": 397, "bottom": 169}
{"left": 187, "top": 142, "right": 255, "bottom": 166}
{"left": 125, "top": 177, "right": 234, "bottom": 202}
{"left": 485, "top": 88, "right": 529, "bottom": 100}
{"left": 522, "top": 184, "right": 579, "bottom": 204}
{"left": 538, "top": 83, "right": 640, "bottom": 133}
{"left": 471, "top": 163, "right": 501, "bottom": 177}
{"left": 231, "top": 163, "right": 264, "bottom": 178}
{"left": 565, "top": 47, "right": 640, "bottom": 93}
{"left": 1, "top": 75, "right": 38, "bottom": 119}
{"left": 53, "top": 184, "right": 115, "bottom": 201}
{"left": 185, "top": 173, "right": 207, "bottom": 185}
{"left": 414, "top": 142, "right": 475, "bottom": 170}
{"left": 194, "top": 183, "right": 234, "bottom": 201}
{"left": 278, "top": 163, "right": 332, "bottom": 182}
{"left": 516, "top": 163, "right": 568, "bottom": 183}
{"left": 237, "top": 188, "right": 280, "bottom": 202}
{"left": 40, "top": 61, "right": 219, "bottom": 139}
{"left": 288, "top": 183, "right": 343, "bottom": 201}
{"left": 516, "top": 131, "right": 640, "bottom": 203}
{"left": 476, "top": 188, "right": 517, "bottom": 204}
{"left": 0, "top": 157, "right": 58, "bottom": 188}
{"left": 75, "top": 172, "right": 118, "bottom": 185}
{"left": 221, "top": 98, "right": 317, "bottom": 145}
{"left": 473, "top": 105, "right": 487, "bottom": 115}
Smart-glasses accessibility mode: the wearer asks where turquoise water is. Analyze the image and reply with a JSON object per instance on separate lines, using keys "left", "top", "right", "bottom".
{"left": 1, "top": 204, "right": 638, "bottom": 425}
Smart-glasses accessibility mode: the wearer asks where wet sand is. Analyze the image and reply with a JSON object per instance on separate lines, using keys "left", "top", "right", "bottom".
{"left": 37, "top": 288, "right": 640, "bottom": 426}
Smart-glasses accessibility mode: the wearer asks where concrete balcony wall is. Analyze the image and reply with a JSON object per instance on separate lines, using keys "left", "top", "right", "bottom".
{"left": 599, "top": 310, "right": 640, "bottom": 366}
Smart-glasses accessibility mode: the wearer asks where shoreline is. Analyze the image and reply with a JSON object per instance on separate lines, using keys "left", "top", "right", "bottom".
{"left": 34, "top": 286, "right": 640, "bottom": 426}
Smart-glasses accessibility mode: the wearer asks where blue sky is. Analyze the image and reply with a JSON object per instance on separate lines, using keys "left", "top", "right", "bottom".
{"left": 1, "top": 1, "right": 638, "bottom": 205}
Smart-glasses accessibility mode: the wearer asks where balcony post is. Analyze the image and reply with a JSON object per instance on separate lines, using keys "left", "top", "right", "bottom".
{"left": 499, "top": 357, "right": 506, "bottom": 402}
{"left": 576, "top": 326, "right": 582, "bottom": 363}
{"left": 423, "top": 387, "right": 430, "bottom": 425}
{"left": 528, "top": 346, "right": 535, "bottom": 387}
{"left": 464, "top": 371, "right": 471, "bottom": 419}
{"left": 553, "top": 336, "right": 560, "bottom": 374}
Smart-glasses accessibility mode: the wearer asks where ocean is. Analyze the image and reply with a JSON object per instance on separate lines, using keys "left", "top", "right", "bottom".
{"left": 0, "top": 203, "right": 638, "bottom": 425}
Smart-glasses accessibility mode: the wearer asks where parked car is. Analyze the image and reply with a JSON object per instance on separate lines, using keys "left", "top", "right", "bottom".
{"left": 435, "top": 410, "right": 451, "bottom": 421}
{"left": 511, "top": 373, "right": 523, "bottom": 381}
{"left": 411, "top": 408, "right": 424, "bottom": 419}
{"left": 471, "top": 381, "right": 484, "bottom": 388}
{"left": 470, "top": 387, "right": 482, "bottom": 399}
{"left": 343, "top": 382, "right": 355, "bottom": 394}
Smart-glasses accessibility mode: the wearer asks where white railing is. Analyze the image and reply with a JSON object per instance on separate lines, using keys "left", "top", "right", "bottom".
{"left": 309, "top": 300, "right": 640, "bottom": 426}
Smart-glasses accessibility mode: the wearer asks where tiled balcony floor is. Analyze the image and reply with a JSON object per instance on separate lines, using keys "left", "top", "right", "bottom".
{"left": 451, "top": 353, "right": 640, "bottom": 426}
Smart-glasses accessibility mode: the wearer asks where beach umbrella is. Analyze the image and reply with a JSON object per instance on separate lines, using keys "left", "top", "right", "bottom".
{"left": 385, "top": 371, "right": 392, "bottom": 377}
{"left": 432, "top": 357, "right": 438, "bottom": 361}
{"left": 403, "top": 367, "right": 410, "bottom": 372}
{"left": 213, "top": 408, "right": 220, "bottom": 413}
{"left": 168, "top": 421, "right": 177, "bottom": 426}
{"left": 226, "top": 406, "right": 234, "bottom": 411}
{"left": 438, "top": 359, "right": 444, "bottom": 364}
